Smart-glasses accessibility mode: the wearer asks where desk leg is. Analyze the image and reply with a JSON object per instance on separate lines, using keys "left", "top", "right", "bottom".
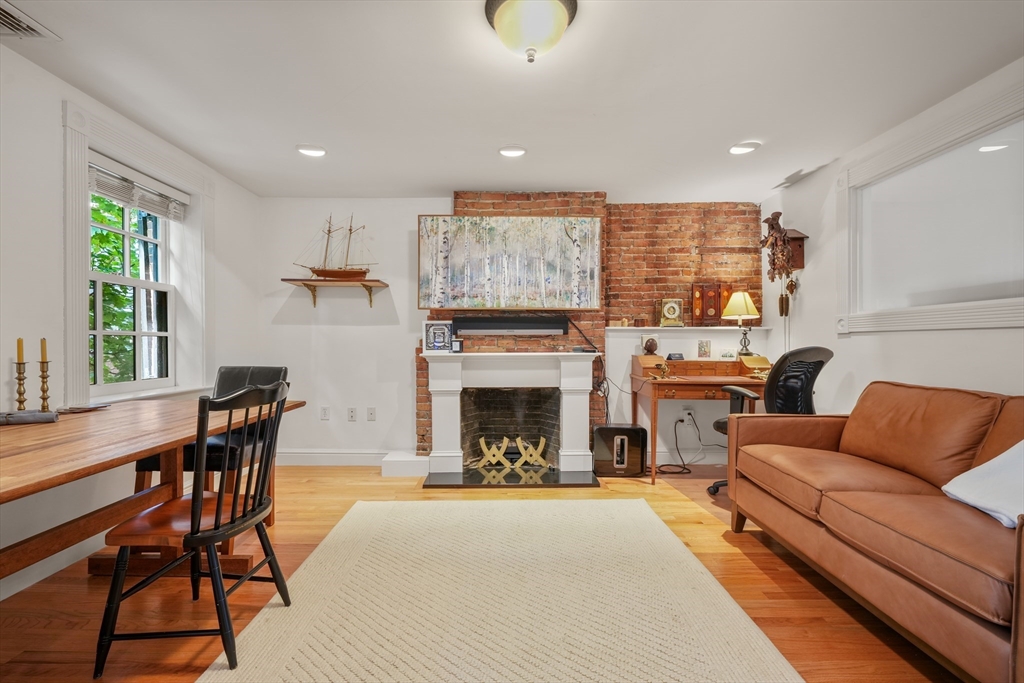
{"left": 631, "top": 389, "right": 638, "bottom": 424}
{"left": 649, "top": 395, "right": 658, "bottom": 486}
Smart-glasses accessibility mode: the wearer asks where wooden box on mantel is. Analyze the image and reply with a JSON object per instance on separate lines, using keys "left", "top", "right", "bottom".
{"left": 691, "top": 283, "right": 732, "bottom": 327}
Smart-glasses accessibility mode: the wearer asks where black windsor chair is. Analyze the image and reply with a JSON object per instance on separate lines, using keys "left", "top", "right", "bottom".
{"left": 94, "top": 381, "right": 291, "bottom": 678}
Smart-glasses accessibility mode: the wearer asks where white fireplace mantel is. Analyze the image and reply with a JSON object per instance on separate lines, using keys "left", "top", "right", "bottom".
{"left": 423, "top": 352, "right": 599, "bottom": 473}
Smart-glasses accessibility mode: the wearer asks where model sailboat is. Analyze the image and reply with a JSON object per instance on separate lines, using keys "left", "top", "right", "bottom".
{"left": 295, "top": 214, "right": 377, "bottom": 281}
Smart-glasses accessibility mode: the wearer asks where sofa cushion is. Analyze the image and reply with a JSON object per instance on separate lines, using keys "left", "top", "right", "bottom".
{"left": 839, "top": 381, "right": 1003, "bottom": 488}
{"left": 819, "top": 491, "right": 1016, "bottom": 626}
{"left": 974, "top": 395, "right": 1024, "bottom": 467}
{"left": 736, "top": 444, "right": 940, "bottom": 519}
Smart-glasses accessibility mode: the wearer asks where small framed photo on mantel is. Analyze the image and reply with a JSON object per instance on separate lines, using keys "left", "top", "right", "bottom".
{"left": 719, "top": 348, "right": 737, "bottom": 360}
{"left": 422, "top": 321, "right": 454, "bottom": 352}
{"left": 697, "top": 340, "right": 712, "bottom": 359}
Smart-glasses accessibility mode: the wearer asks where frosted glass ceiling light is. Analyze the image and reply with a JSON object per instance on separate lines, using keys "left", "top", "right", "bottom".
{"left": 979, "top": 145, "right": 1008, "bottom": 152}
{"left": 729, "top": 141, "right": 762, "bottom": 155}
{"left": 296, "top": 144, "right": 326, "bottom": 157}
{"left": 499, "top": 145, "right": 527, "bottom": 157}
{"left": 486, "top": 0, "right": 577, "bottom": 63}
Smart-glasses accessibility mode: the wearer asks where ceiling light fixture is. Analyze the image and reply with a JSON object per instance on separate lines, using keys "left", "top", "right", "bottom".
{"left": 499, "top": 145, "right": 527, "bottom": 157}
{"left": 296, "top": 144, "right": 326, "bottom": 157}
{"left": 485, "top": 0, "right": 577, "bottom": 63}
{"left": 729, "top": 141, "right": 762, "bottom": 155}
{"left": 979, "top": 145, "right": 1008, "bottom": 152}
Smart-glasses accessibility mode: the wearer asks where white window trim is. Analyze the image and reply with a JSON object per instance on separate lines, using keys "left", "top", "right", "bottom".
{"left": 835, "top": 78, "right": 1024, "bottom": 334}
{"left": 63, "top": 100, "right": 214, "bottom": 407}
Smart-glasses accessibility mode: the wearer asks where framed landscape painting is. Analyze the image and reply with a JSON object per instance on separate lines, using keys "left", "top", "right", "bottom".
{"left": 418, "top": 215, "right": 601, "bottom": 309}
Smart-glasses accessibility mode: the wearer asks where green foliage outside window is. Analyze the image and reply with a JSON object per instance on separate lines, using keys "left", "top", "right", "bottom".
{"left": 89, "top": 193, "right": 164, "bottom": 385}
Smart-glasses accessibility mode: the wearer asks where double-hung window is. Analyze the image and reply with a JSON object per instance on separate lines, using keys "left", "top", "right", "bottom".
{"left": 88, "top": 162, "right": 182, "bottom": 395}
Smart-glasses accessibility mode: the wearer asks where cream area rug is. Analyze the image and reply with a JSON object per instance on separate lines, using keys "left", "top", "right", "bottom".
{"left": 198, "top": 500, "right": 803, "bottom": 683}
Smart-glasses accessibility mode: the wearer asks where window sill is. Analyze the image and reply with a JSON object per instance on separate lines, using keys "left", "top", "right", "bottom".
{"left": 836, "top": 297, "right": 1024, "bottom": 334}
{"left": 90, "top": 384, "right": 214, "bottom": 405}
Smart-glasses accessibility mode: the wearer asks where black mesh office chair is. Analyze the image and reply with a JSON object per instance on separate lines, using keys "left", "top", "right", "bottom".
{"left": 706, "top": 346, "right": 834, "bottom": 495}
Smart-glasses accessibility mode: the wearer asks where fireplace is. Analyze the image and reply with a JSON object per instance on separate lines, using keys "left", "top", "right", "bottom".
{"left": 462, "top": 388, "right": 561, "bottom": 468}
{"left": 421, "top": 352, "right": 599, "bottom": 482}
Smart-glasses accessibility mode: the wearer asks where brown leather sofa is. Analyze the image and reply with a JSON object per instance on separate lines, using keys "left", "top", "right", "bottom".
{"left": 727, "top": 381, "right": 1023, "bottom": 683}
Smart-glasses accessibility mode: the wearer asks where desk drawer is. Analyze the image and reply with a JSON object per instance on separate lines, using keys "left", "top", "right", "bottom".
{"left": 656, "top": 386, "right": 728, "bottom": 400}
{"left": 671, "top": 361, "right": 739, "bottom": 375}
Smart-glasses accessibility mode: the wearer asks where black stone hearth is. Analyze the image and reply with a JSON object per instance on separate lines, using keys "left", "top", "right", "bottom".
{"left": 422, "top": 467, "right": 599, "bottom": 488}
{"left": 461, "top": 388, "right": 561, "bottom": 468}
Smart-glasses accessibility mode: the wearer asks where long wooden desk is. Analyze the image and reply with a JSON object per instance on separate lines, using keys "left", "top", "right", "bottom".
{"left": 0, "top": 398, "right": 305, "bottom": 579}
{"left": 630, "top": 356, "right": 765, "bottom": 485}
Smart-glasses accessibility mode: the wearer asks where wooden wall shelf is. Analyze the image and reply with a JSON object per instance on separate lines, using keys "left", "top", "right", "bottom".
{"left": 281, "top": 279, "right": 389, "bottom": 308}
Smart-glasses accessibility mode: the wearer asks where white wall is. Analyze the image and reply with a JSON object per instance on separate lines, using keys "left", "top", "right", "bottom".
{"left": 0, "top": 45, "right": 263, "bottom": 598}
{"left": 762, "top": 59, "right": 1024, "bottom": 412}
{"left": 256, "top": 198, "right": 450, "bottom": 464}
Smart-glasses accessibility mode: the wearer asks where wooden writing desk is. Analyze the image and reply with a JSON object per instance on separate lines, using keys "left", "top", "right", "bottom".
{"left": 630, "top": 356, "right": 766, "bottom": 484}
{"left": 0, "top": 398, "right": 305, "bottom": 579}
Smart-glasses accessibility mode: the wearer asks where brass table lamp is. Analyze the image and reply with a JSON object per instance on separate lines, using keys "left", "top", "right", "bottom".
{"left": 722, "top": 291, "right": 760, "bottom": 356}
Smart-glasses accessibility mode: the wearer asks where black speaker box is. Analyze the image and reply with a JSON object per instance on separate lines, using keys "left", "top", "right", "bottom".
{"left": 593, "top": 424, "right": 647, "bottom": 477}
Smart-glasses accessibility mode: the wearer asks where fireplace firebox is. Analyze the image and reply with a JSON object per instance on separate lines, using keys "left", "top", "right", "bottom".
{"left": 461, "top": 388, "right": 561, "bottom": 468}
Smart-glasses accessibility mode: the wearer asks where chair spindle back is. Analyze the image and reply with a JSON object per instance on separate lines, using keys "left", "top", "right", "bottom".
{"left": 188, "top": 381, "right": 289, "bottom": 544}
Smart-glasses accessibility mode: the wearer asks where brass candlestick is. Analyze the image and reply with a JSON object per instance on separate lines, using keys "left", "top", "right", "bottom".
{"left": 39, "top": 361, "right": 50, "bottom": 412}
{"left": 15, "top": 362, "right": 27, "bottom": 411}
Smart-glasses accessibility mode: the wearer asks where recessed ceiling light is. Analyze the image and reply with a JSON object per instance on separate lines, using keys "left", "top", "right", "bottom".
{"left": 979, "top": 145, "right": 1008, "bottom": 152}
{"left": 499, "top": 145, "right": 527, "bottom": 157}
{"left": 296, "top": 144, "right": 326, "bottom": 157}
{"left": 729, "top": 141, "right": 762, "bottom": 155}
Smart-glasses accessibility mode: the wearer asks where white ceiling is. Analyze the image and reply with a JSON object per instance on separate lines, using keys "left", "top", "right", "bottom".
{"left": 3, "top": 1, "right": 1022, "bottom": 202}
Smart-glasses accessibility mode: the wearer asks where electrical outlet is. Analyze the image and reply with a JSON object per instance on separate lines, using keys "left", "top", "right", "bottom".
{"left": 347, "top": 407, "right": 357, "bottom": 422}
{"left": 682, "top": 409, "right": 696, "bottom": 427}
{"left": 367, "top": 407, "right": 376, "bottom": 422}
{"left": 319, "top": 406, "right": 330, "bottom": 421}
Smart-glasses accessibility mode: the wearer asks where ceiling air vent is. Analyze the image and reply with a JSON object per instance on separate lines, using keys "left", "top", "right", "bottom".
{"left": 0, "top": 1, "right": 60, "bottom": 40}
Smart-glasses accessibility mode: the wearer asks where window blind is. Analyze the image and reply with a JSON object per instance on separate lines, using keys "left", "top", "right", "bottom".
{"left": 88, "top": 165, "right": 187, "bottom": 222}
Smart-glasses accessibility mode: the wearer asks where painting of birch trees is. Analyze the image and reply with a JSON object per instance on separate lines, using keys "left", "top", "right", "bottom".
{"left": 418, "top": 216, "right": 601, "bottom": 309}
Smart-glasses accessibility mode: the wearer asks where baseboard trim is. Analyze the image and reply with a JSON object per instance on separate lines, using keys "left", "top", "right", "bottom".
{"left": 276, "top": 450, "right": 385, "bottom": 466}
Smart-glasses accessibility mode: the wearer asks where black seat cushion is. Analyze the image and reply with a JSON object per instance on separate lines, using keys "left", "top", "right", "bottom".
{"left": 135, "top": 432, "right": 264, "bottom": 472}
{"left": 713, "top": 417, "right": 729, "bottom": 435}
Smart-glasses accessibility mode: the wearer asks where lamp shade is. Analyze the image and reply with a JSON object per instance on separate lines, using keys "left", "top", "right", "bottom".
{"left": 486, "top": 0, "right": 577, "bottom": 62}
{"left": 721, "top": 291, "right": 760, "bottom": 321}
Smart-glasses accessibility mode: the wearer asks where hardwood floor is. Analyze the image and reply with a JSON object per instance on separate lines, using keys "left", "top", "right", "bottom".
{"left": 0, "top": 466, "right": 956, "bottom": 683}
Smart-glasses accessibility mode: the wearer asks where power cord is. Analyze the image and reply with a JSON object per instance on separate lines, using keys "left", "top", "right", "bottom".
{"left": 656, "top": 419, "right": 692, "bottom": 475}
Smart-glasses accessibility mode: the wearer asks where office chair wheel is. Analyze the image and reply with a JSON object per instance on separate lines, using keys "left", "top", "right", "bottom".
{"left": 707, "top": 485, "right": 720, "bottom": 495}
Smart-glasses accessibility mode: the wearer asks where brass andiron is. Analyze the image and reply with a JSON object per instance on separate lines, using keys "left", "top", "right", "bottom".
{"left": 477, "top": 437, "right": 513, "bottom": 469}
{"left": 513, "top": 437, "right": 547, "bottom": 468}
{"left": 14, "top": 362, "right": 27, "bottom": 411}
{"left": 39, "top": 361, "right": 50, "bottom": 412}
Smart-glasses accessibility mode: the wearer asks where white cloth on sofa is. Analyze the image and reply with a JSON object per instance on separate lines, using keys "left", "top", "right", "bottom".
{"left": 942, "top": 439, "right": 1024, "bottom": 528}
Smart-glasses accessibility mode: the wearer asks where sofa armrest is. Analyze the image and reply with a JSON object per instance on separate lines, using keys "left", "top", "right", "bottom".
{"left": 1013, "top": 514, "right": 1023, "bottom": 683}
{"left": 727, "top": 414, "right": 850, "bottom": 501}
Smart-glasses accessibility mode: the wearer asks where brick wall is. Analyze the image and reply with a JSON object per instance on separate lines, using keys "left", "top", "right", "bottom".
{"left": 605, "top": 202, "right": 763, "bottom": 324}
{"left": 415, "top": 193, "right": 763, "bottom": 458}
